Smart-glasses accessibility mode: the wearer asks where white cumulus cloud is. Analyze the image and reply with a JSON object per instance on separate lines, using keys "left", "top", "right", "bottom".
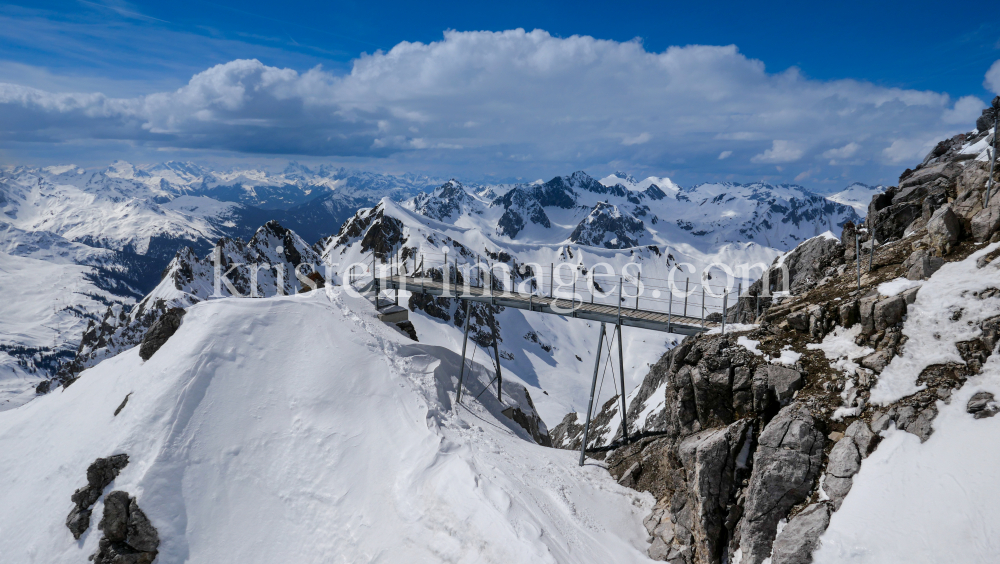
{"left": 986, "top": 60, "right": 1000, "bottom": 95}
{"left": 0, "top": 28, "right": 992, "bottom": 182}
{"left": 751, "top": 140, "right": 804, "bottom": 164}
{"left": 822, "top": 142, "right": 860, "bottom": 160}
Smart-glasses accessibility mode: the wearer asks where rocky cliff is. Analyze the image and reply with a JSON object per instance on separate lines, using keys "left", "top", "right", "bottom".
{"left": 552, "top": 101, "right": 1000, "bottom": 564}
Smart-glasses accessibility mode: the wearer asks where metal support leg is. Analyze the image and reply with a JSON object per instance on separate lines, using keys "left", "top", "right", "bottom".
{"left": 488, "top": 309, "right": 503, "bottom": 402}
{"left": 617, "top": 323, "right": 628, "bottom": 444}
{"left": 579, "top": 323, "right": 606, "bottom": 466}
{"left": 455, "top": 300, "right": 472, "bottom": 406}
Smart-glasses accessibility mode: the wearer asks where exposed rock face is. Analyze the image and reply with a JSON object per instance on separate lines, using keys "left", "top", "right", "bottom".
{"left": 728, "top": 235, "right": 845, "bottom": 324}
{"left": 769, "top": 503, "right": 831, "bottom": 564}
{"left": 738, "top": 404, "right": 824, "bottom": 564}
{"left": 138, "top": 307, "right": 185, "bottom": 360}
{"left": 575, "top": 109, "right": 1000, "bottom": 564}
{"left": 93, "top": 491, "right": 159, "bottom": 564}
{"left": 903, "top": 248, "right": 944, "bottom": 280}
{"left": 926, "top": 204, "right": 961, "bottom": 255}
{"left": 569, "top": 202, "right": 645, "bottom": 249}
{"left": 502, "top": 405, "right": 553, "bottom": 447}
{"left": 66, "top": 454, "right": 130, "bottom": 540}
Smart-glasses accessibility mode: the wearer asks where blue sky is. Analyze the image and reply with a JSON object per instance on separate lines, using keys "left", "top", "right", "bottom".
{"left": 2, "top": 0, "right": 999, "bottom": 190}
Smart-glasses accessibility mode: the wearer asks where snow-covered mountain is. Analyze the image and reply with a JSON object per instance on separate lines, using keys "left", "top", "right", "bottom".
{"left": 400, "top": 171, "right": 861, "bottom": 253}
{"left": 0, "top": 162, "right": 440, "bottom": 400}
{"left": 321, "top": 171, "right": 861, "bottom": 422}
{"left": 826, "top": 182, "right": 887, "bottom": 215}
{"left": 3, "top": 160, "right": 866, "bottom": 413}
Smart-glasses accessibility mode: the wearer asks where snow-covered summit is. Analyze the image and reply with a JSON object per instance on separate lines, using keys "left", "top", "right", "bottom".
{"left": 827, "top": 182, "right": 887, "bottom": 216}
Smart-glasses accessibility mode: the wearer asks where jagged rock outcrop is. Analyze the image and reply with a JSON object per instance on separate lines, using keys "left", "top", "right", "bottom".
{"left": 569, "top": 202, "right": 645, "bottom": 249}
{"left": 66, "top": 454, "right": 129, "bottom": 540}
{"left": 93, "top": 491, "right": 159, "bottom": 564}
{"left": 138, "top": 308, "right": 185, "bottom": 360}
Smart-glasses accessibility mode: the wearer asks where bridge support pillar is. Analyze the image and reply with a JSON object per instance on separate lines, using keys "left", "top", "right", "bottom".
{"left": 488, "top": 309, "right": 503, "bottom": 402}
{"left": 579, "top": 323, "right": 606, "bottom": 466}
{"left": 455, "top": 300, "right": 472, "bottom": 406}
{"left": 617, "top": 323, "right": 628, "bottom": 444}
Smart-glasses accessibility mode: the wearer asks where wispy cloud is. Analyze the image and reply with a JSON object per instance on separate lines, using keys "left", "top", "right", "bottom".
{"left": 0, "top": 29, "right": 991, "bottom": 184}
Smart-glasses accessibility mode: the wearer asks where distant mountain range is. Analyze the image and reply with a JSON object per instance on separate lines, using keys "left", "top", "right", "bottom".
{"left": 0, "top": 160, "right": 877, "bottom": 411}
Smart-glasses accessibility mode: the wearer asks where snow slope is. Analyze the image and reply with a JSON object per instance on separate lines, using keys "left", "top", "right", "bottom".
{"left": 871, "top": 243, "right": 1000, "bottom": 404}
{"left": 0, "top": 290, "right": 654, "bottom": 563}
{"left": 814, "top": 352, "right": 1000, "bottom": 564}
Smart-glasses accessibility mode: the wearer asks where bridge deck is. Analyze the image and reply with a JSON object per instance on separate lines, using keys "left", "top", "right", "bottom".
{"left": 383, "top": 276, "right": 715, "bottom": 335}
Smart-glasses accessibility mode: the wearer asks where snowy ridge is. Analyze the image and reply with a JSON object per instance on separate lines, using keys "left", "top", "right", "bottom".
{"left": 65, "top": 221, "right": 324, "bottom": 377}
{"left": 0, "top": 290, "right": 654, "bottom": 563}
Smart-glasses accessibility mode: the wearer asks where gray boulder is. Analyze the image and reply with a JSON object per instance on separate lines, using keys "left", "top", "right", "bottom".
{"left": 770, "top": 503, "right": 832, "bottom": 564}
{"left": 765, "top": 365, "right": 805, "bottom": 403}
{"left": 139, "top": 307, "right": 186, "bottom": 361}
{"left": 738, "top": 404, "right": 825, "bottom": 564}
{"left": 903, "top": 248, "right": 944, "bottom": 280}
{"left": 860, "top": 349, "right": 893, "bottom": 373}
{"left": 926, "top": 205, "right": 961, "bottom": 254}
{"left": 872, "top": 405, "right": 937, "bottom": 442}
{"left": 844, "top": 420, "right": 877, "bottom": 457}
{"left": 823, "top": 437, "right": 861, "bottom": 509}
{"left": 838, "top": 300, "right": 859, "bottom": 329}
{"left": 971, "top": 197, "right": 1000, "bottom": 242}
{"left": 873, "top": 295, "right": 906, "bottom": 331}
{"left": 967, "top": 391, "right": 999, "bottom": 419}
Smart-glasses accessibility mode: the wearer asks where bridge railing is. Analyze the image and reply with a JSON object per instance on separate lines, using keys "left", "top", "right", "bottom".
{"left": 354, "top": 246, "right": 783, "bottom": 326}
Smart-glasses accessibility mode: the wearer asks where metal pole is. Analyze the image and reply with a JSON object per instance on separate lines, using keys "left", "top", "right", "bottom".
{"left": 635, "top": 272, "right": 641, "bottom": 309}
{"left": 455, "top": 300, "right": 472, "bottom": 406}
{"left": 550, "top": 263, "right": 554, "bottom": 298}
{"left": 617, "top": 323, "right": 628, "bottom": 444}
{"left": 684, "top": 278, "right": 689, "bottom": 317}
{"left": 489, "top": 311, "right": 503, "bottom": 402}
{"left": 868, "top": 230, "right": 875, "bottom": 273}
{"left": 618, "top": 277, "right": 623, "bottom": 325}
{"left": 701, "top": 286, "right": 706, "bottom": 327}
{"left": 855, "top": 233, "right": 861, "bottom": 292}
{"left": 987, "top": 96, "right": 999, "bottom": 206}
{"left": 722, "top": 292, "right": 728, "bottom": 333}
{"left": 667, "top": 289, "right": 673, "bottom": 332}
{"left": 579, "top": 323, "right": 606, "bottom": 466}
